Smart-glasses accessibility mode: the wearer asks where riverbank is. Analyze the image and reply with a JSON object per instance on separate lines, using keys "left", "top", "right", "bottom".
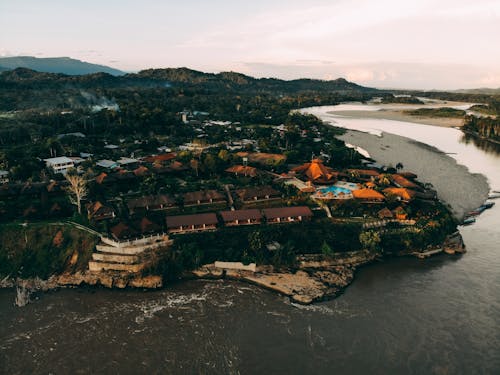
{"left": 330, "top": 109, "right": 464, "bottom": 128}
{"left": 337, "top": 130, "right": 490, "bottom": 219}
{"left": 189, "top": 250, "right": 377, "bottom": 304}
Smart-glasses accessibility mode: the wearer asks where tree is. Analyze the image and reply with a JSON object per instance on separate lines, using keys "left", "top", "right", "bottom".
{"left": 65, "top": 171, "right": 88, "bottom": 215}
{"left": 359, "top": 231, "right": 381, "bottom": 252}
{"left": 321, "top": 241, "right": 334, "bottom": 258}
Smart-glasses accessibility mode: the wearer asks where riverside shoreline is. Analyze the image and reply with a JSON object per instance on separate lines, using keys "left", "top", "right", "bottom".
{"left": 330, "top": 109, "right": 464, "bottom": 128}
{"left": 338, "top": 130, "right": 490, "bottom": 219}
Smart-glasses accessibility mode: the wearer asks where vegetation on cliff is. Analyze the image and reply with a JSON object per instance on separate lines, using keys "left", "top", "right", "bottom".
{"left": 0, "top": 224, "right": 98, "bottom": 279}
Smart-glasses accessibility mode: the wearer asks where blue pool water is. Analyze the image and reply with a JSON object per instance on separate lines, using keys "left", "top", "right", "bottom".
{"left": 318, "top": 185, "right": 352, "bottom": 195}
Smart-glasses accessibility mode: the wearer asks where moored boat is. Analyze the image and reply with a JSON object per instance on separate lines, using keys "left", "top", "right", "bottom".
{"left": 482, "top": 201, "right": 495, "bottom": 209}
{"left": 487, "top": 192, "right": 500, "bottom": 199}
{"left": 462, "top": 217, "right": 476, "bottom": 225}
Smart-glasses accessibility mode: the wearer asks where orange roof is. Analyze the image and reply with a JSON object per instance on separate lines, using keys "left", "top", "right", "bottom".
{"left": 383, "top": 187, "right": 416, "bottom": 201}
{"left": 352, "top": 188, "right": 385, "bottom": 201}
{"left": 225, "top": 165, "right": 257, "bottom": 177}
{"left": 365, "top": 181, "right": 376, "bottom": 188}
{"left": 392, "top": 175, "right": 418, "bottom": 189}
{"left": 291, "top": 159, "right": 335, "bottom": 182}
{"left": 95, "top": 172, "right": 108, "bottom": 184}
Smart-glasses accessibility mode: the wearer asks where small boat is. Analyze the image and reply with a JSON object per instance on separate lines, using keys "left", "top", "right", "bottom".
{"left": 462, "top": 217, "right": 476, "bottom": 225}
{"left": 482, "top": 201, "right": 495, "bottom": 209}
{"left": 488, "top": 192, "right": 500, "bottom": 199}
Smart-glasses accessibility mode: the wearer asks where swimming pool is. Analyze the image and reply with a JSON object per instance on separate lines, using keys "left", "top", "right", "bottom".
{"left": 317, "top": 185, "right": 352, "bottom": 196}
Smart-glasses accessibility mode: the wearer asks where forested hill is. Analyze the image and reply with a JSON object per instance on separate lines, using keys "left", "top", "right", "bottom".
{"left": 0, "top": 56, "right": 125, "bottom": 76}
{"left": 0, "top": 67, "right": 375, "bottom": 93}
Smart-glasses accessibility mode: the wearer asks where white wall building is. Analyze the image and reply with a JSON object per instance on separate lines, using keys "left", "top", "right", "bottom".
{"left": 45, "top": 157, "right": 75, "bottom": 174}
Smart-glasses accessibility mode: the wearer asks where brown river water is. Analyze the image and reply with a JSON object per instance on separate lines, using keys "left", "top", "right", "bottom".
{"left": 1, "top": 104, "right": 499, "bottom": 374}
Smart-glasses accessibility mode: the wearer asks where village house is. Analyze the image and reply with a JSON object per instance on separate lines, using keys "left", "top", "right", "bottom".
{"left": 44, "top": 156, "right": 75, "bottom": 175}
{"left": 142, "top": 153, "right": 176, "bottom": 165}
{"left": 96, "top": 159, "right": 119, "bottom": 170}
{"left": 234, "top": 185, "right": 281, "bottom": 203}
{"left": 219, "top": 209, "right": 262, "bottom": 226}
{"left": 86, "top": 201, "right": 116, "bottom": 221}
{"left": 262, "top": 206, "right": 313, "bottom": 224}
{"left": 166, "top": 213, "right": 219, "bottom": 233}
{"left": 127, "top": 194, "right": 176, "bottom": 214}
{"left": 183, "top": 190, "right": 225, "bottom": 206}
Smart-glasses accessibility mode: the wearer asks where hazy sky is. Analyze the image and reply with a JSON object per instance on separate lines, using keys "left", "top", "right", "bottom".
{"left": 1, "top": 0, "right": 499, "bottom": 89}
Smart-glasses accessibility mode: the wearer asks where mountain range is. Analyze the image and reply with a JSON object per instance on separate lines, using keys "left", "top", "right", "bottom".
{"left": 0, "top": 56, "right": 125, "bottom": 76}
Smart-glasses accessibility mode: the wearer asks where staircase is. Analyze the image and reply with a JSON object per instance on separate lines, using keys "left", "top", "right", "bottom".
{"left": 88, "top": 234, "right": 172, "bottom": 274}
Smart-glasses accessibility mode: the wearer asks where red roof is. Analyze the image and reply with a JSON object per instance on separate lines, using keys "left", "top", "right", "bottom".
{"left": 143, "top": 153, "right": 176, "bottom": 164}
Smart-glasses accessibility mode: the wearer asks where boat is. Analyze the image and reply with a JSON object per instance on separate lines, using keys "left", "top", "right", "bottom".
{"left": 462, "top": 217, "right": 476, "bottom": 225}
{"left": 487, "top": 192, "right": 500, "bottom": 199}
{"left": 482, "top": 201, "right": 495, "bottom": 209}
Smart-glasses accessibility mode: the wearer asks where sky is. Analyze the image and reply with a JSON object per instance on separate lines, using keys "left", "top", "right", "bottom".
{"left": 1, "top": 0, "right": 500, "bottom": 89}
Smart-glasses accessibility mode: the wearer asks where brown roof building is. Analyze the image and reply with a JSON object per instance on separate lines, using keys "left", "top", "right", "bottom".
{"left": 377, "top": 207, "right": 394, "bottom": 219}
{"left": 234, "top": 186, "right": 281, "bottom": 202}
{"left": 219, "top": 209, "right": 262, "bottom": 226}
{"left": 127, "top": 194, "right": 175, "bottom": 213}
{"left": 262, "top": 206, "right": 313, "bottom": 223}
{"left": 183, "top": 190, "right": 225, "bottom": 206}
{"left": 166, "top": 213, "right": 218, "bottom": 233}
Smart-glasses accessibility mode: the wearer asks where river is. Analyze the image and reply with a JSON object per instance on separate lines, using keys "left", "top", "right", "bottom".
{"left": 1, "top": 104, "right": 499, "bottom": 374}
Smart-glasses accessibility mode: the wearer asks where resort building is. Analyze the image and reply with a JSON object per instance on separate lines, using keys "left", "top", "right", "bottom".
{"left": 234, "top": 186, "right": 281, "bottom": 203}
{"left": 183, "top": 190, "right": 226, "bottom": 206}
{"left": 219, "top": 209, "right": 262, "bottom": 226}
{"left": 352, "top": 188, "right": 385, "bottom": 202}
{"left": 392, "top": 174, "right": 419, "bottom": 189}
{"left": 383, "top": 187, "right": 416, "bottom": 202}
{"left": 127, "top": 194, "right": 176, "bottom": 214}
{"left": 377, "top": 207, "right": 394, "bottom": 219}
{"left": 291, "top": 159, "right": 336, "bottom": 184}
{"left": 262, "top": 206, "right": 313, "bottom": 224}
{"left": 44, "top": 156, "right": 75, "bottom": 175}
{"left": 166, "top": 213, "right": 219, "bottom": 233}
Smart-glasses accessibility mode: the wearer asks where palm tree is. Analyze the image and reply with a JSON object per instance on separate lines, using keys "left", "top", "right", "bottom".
{"left": 396, "top": 162, "right": 404, "bottom": 171}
